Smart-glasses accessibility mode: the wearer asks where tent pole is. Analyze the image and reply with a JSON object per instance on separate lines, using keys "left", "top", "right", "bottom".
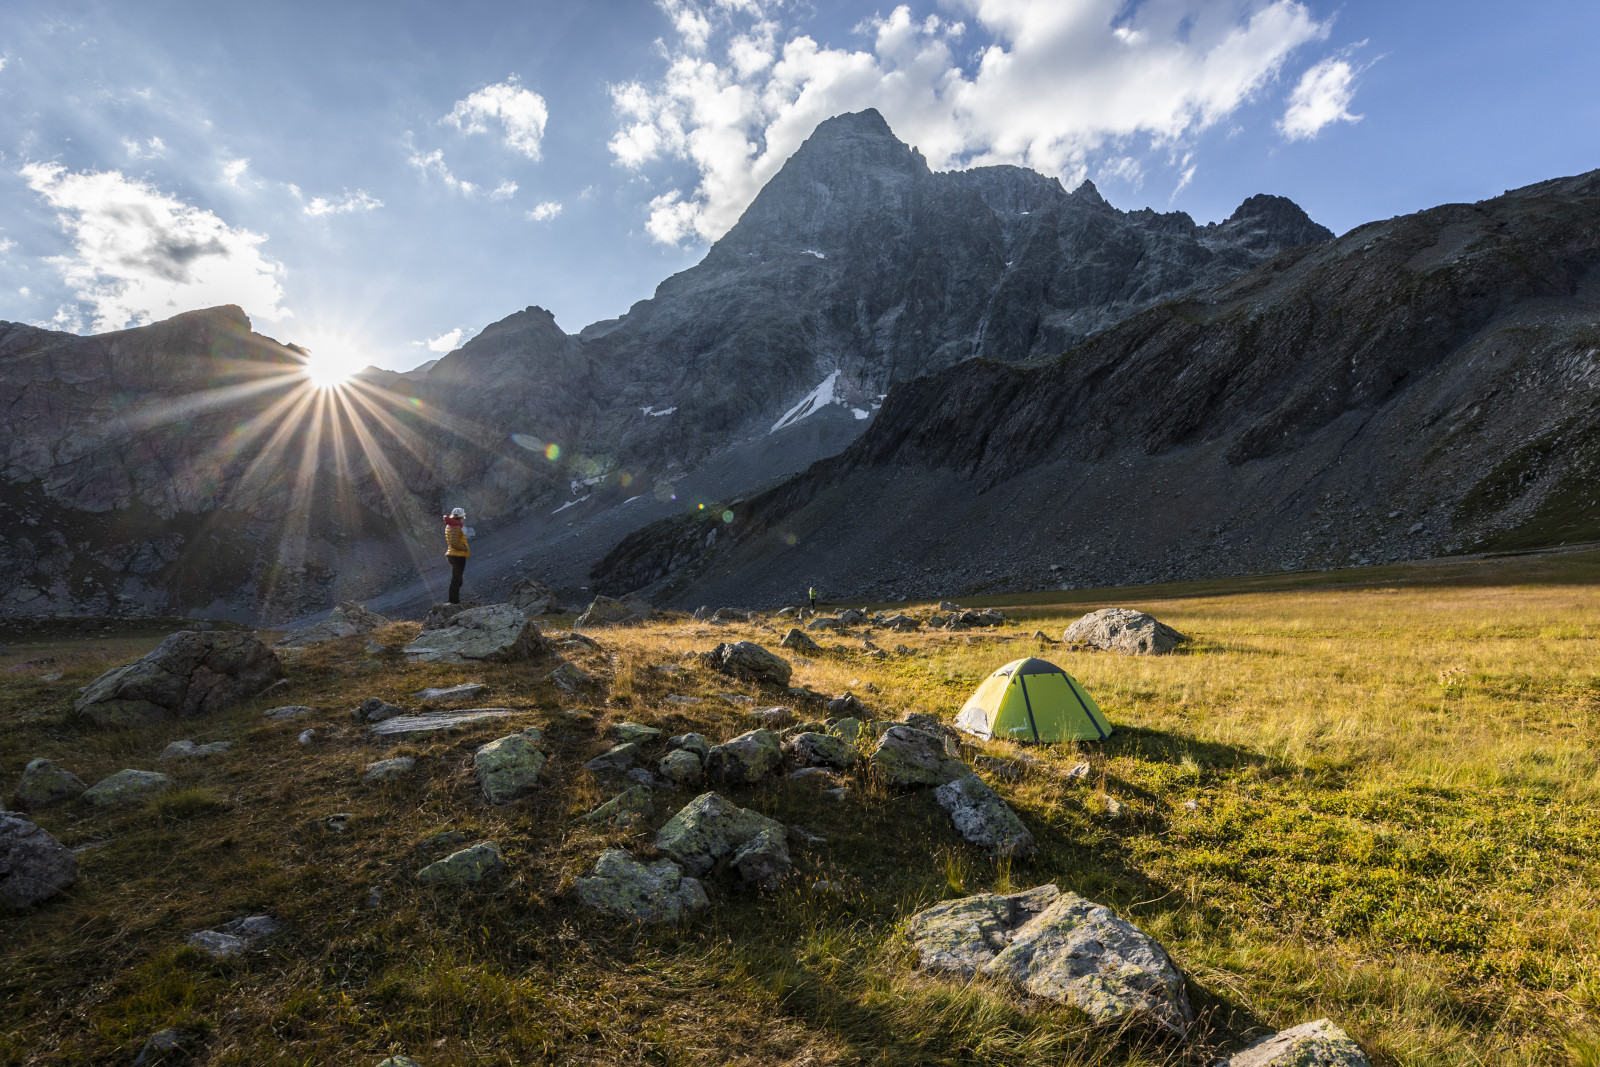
{"left": 1016, "top": 675, "right": 1042, "bottom": 744}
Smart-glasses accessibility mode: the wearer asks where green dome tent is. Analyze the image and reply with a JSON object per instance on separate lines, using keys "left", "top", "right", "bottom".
{"left": 954, "top": 657, "right": 1113, "bottom": 743}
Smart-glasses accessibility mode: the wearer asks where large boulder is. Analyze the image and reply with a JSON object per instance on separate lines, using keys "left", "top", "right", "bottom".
{"left": 779, "top": 627, "right": 822, "bottom": 653}
{"left": 934, "top": 774, "right": 1035, "bottom": 858}
{"left": 654, "top": 792, "right": 787, "bottom": 878}
{"left": 1221, "top": 1019, "right": 1372, "bottom": 1067}
{"left": 73, "top": 630, "right": 282, "bottom": 727}
{"left": 658, "top": 749, "right": 703, "bottom": 786}
{"left": 575, "top": 849, "right": 709, "bottom": 923}
{"left": 416, "top": 841, "right": 506, "bottom": 886}
{"left": 1063, "top": 608, "right": 1185, "bottom": 655}
{"left": 13, "top": 759, "right": 86, "bottom": 811}
{"left": 507, "top": 576, "right": 557, "bottom": 615}
{"left": 421, "top": 601, "right": 479, "bottom": 631}
{"left": 729, "top": 828, "right": 792, "bottom": 889}
{"left": 0, "top": 811, "right": 78, "bottom": 908}
{"left": 704, "top": 729, "right": 783, "bottom": 785}
{"left": 702, "top": 641, "right": 792, "bottom": 688}
{"left": 277, "top": 601, "right": 390, "bottom": 647}
{"left": 403, "top": 604, "right": 545, "bottom": 663}
{"left": 83, "top": 769, "right": 173, "bottom": 806}
{"left": 785, "top": 732, "right": 856, "bottom": 769}
{"left": 574, "top": 594, "right": 653, "bottom": 628}
{"left": 910, "top": 885, "right": 1192, "bottom": 1035}
{"left": 871, "top": 725, "right": 969, "bottom": 786}
{"left": 474, "top": 732, "right": 547, "bottom": 804}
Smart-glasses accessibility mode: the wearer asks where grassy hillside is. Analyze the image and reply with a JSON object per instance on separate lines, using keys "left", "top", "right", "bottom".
{"left": 3, "top": 552, "right": 1599, "bottom": 1065}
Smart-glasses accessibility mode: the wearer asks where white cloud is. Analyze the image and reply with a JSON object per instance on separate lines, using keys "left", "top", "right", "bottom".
{"left": 304, "top": 190, "right": 383, "bottom": 216}
{"left": 611, "top": 0, "right": 1329, "bottom": 244}
{"left": 444, "top": 77, "right": 549, "bottom": 160}
{"left": 526, "top": 200, "right": 562, "bottom": 221}
{"left": 1279, "top": 48, "right": 1367, "bottom": 141}
{"left": 407, "top": 146, "right": 476, "bottom": 194}
{"left": 21, "top": 162, "right": 289, "bottom": 333}
{"left": 0, "top": 238, "right": 14, "bottom": 254}
{"left": 220, "top": 157, "right": 250, "bottom": 186}
{"left": 424, "top": 327, "right": 465, "bottom": 352}
{"left": 122, "top": 136, "right": 166, "bottom": 160}
{"left": 490, "top": 180, "right": 518, "bottom": 200}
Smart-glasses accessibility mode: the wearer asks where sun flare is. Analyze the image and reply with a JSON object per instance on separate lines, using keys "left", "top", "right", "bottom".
{"left": 295, "top": 331, "right": 370, "bottom": 389}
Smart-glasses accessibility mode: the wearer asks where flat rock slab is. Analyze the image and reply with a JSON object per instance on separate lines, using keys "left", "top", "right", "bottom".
{"left": 263, "top": 705, "right": 313, "bottom": 721}
{"left": 909, "top": 885, "right": 1061, "bottom": 977}
{"left": 0, "top": 811, "right": 79, "bottom": 908}
{"left": 934, "top": 774, "right": 1035, "bottom": 859}
{"left": 12, "top": 759, "right": 85, "bottom": 811}
{"left": 613, "top": 721, "right": 662, "bottom": 743}
{"left": 368, "top": 709, "right": 518, "bottom": 736}
{"left": 403, "top": 604, "right": 544, "bottom": 663}
{"left": 417, "top": 841, "right": 506, "bottom": 886}
{"left": 1222, "top": 1019, "right": 1372, "bottom": 1067}
{"left": 413, "top": 683, "right": 488, "bottom": 704}
{"left": 160, "top": 740, "right": 232, "bottom": 759}
{"left": 584, "top": 742, "right": 640, "bottom": 772}
{"left": 84, "top": 769, "right": 173, "bottom": 806}
{"left": 576, "top": 848, "right": 708, "bottom": 923}
{"left": 186, "top": 914, "right": 282, "bottom": 959}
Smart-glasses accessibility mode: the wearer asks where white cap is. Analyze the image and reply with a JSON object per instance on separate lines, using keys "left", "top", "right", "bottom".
{"left": 450, "top": 507, "right": 466, "bottom": 518}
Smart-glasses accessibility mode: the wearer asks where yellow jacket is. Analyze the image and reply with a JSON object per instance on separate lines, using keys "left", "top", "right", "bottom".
{"left": 444, "top": 520, "right": 470, "bottom": 558}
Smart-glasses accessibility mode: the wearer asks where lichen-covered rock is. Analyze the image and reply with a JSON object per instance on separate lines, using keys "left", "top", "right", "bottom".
{"left": 13, "top": 759, "right": 86, "bottom": 811}
{"left": 1063, "top": 608, "right": 1185, "bottom": 655}
{"left": 277, "top": 601, "right": 390, "bottom": 647}
{"left": 654, "top": 791, "right": 786, "bottom": 877}
{"left": 658, "top": 748, "right": 703, "bottom": 786}
{"left": 786, "top": 732, "right": 857, "bottom": 769}
{"left": 825, "top": 694, "right": 867, "bottom": 717}
{"left": 507, "top": 576, "right": 557, "bottom": 615}
{"left": 83, "top": 769, "right": 173, "bottom": 806}
{"left": 403, "top": 604, "right": 545, "bottom": 663}
{"left": 871, "top": 725, "right": 969, "bottom": 786}
{"left": 934, "top": 774, "right": 1035, "bottom": 858}
{"left": 416, "top": 841, "right": 506, "bottom": 886}
{"left": 806, "top": 616, "right": 842, "bottom": 631}
{"left": 779, "top": 627, "right": 822, "bottom": 652}
{"left": 702, "top": 641, "right": 793, "bottom": 688}
{"left": 263, "top": 704, "right": 313, "bottom": 721}
{"left": 186, "top": 914, "right": 282, "bottom": 959}
{"left": 575, "top": 594, "right": 653, "bottom": 628}
{"left": 74, "top": 630, "right": 282, "bottom": 727}
{"left": 547, "top": 661, "right": 594, "bottom": 691}
{"left": 582, "top": 785, "right": 654, "bottom": 827}
{"left": 353, "top": 697, "right": 406, "bottom": 722}
{"left": 730, "top": 827, "right": 793, "bottom": 889}
{"left": 1221, "top": 1019, "right": 1372, "bottom": 1067}
{"left": 363, "top": 757, "right": 416, "bottom": 783}
{"left": 908, "top": 885, "right": 1060, "bottom": 976}
{"left": 0, "top": 811, "right": 78, "bottom": 908}
{"left": 613, "top": 721, "right": 662, "bottom": 744}
{"left": 159, "top": 740, "right": 232, "bottom": 759}
{"left": 575, "top": 848, "right": 708, "bottom": 923}
{"left": 704, "top": 729, "right": 782, "bottom": 785}
{"left": 984, "top": 893, "right": 1192, "bottom": 1035}
{"left": 474, "top": 733, "right": 546, "bottom": 803}
{"left": 667, "top": 733, "right": 711, "bottom": 760}
{"left": 828, "top": 717, "right": 864, "bottom": 742}
{"left": 584, "top": 743, "right": 640, "bottom": 773}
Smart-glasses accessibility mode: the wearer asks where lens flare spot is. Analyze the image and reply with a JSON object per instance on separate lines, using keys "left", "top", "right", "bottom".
{"left": 697, "top": 503, "right": 705, "bottom": 510}
{"left": 619, "top": 472, "right": 633, "bottom": 488}
{"left": 784, "top": 532, "right": 797, "bottom": 546}
{"left": 721, "top": 510, "right": 734, "bottom": 523}
{"left": 544, "top": 443, "right": 561, "bottom": 461}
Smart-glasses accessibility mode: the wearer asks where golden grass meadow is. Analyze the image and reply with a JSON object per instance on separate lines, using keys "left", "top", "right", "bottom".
{"left": 2, "top": 548, "right": 1599, "bottom": 1066}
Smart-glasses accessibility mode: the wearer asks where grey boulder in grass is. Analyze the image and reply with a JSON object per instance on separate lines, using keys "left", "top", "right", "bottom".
{"left": 654, "top": 792, "right": 788, "bottom": 881}
{"left": 185, "top": 914, "right": 283, "bottom": 960}
{"left": 12, "top": 759, "right": 86, "bottom": 811}
{"left": 1062, "top": 607, "right": 1185, "bottom": 655}
{"left": 704, "top": 729, "right": 782, "bottom": 785}
{"left": 583, "top": 785, "right": 655, "bottom": 828}
{"left": 934, "top": 773, "right": 1035, "bottom": 859}
{"left": 416, "top": 841, "right": 507, "bottom": 887}
{"left": 73, "top": 630, "right": 282, "bottom": 727}
{"left": 785, "top": 731, "right": 856, "bottom": 769}
{"left": 575, "top": 849, "right": 708, "bottom": 924}
{"left": 702, "top": 641, "right": 792, "bottom": 687}
{"left": 870, "top": 725, "right": 969, "bottom": 786}
{"left": 474, "top": 733, "right": 546, "bottom": 804}
{"left": 1221, "top": 1019, "right": 1372, "bottom": 1066}
{"left": 0, "top": 811, "right": 78, "bottom": 909}
{"left": 402, "top": 604, "right": 545, "bottom": 664}
{"left": 83, "top": 769, "right": 173, "bottom": 806}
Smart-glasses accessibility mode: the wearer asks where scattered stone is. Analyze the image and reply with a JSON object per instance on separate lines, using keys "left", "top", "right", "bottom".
{"left": 935, "top": 774, "right": 1036, "bottom": 858}
{"left": 806, "top": 616, "right": 842, "bottom": 632}
{"left": 789, "top": 767, "right": 828, "bottom": 780}
{"left": 785, "top": 685, "right": 827, "bottom": 708}
{"left": 1103, "top": 796, "right": 1124, "bottom": 817}
{"left": 583, "top": 785, "right": 654, "bottom": 827}
{"left": 812, "top": 880, "right": 843, "bottom": 895}
{"left": 132, "top": 1027, "right": 203, "bottom": 1066}
{"left": 403, "top": 604, "right": 545, "bottom": 663}
{"left": 0, "top": 811, "right": 78, "bottom": 908}
{"left": 871, "top": 726, "right": 970, "bottom": 787}
{"left": 363, "top": 757, "right": 416, "bottom": 783}
{"left": 159, "top": 740, "right": 232, "bottom": 759}
{"left": 416, "top": 841, "right": 507, "bottom": 887}
{"left": 12, "top": 759, "right": 86, "bottom": 811}
{"left": 664, "top": 693, "right": 697, "bottom": 704}
{"left": 973, "top": 755, "right": 1025, "bottom": 780}
{"left": 562, "top": 708, "right": 598, "bottom": 722}
{"left": 263, "top": 704, "right": 313, "bottom": 721}
{"left": 1066, "top": 762, "right": 1091, "bottom": 780}
{"left": 83, "top": 769, "right": 173, "bottom": 806}
{"left": 575, "top": 594, "right": 655, "bottom": 628}
{"left": 559, "top": 630, "right": 602, "bottom": 651}
{"left": 74, "top": 630, "right": 283, "bottom": 728}
{"left": 186, "top": 914, "right": 283, "bottom": 959}
{"left": 1062, "top": 608, "right": 1186, "bottom": 655}
{"left": 730, "top": 828, "right": 792, "bottom": 889}
{"left": 901, "top": 711, "right": 957, "bottom": 737}
{"left": 1184, "top": 799, "right": 1199, "bottom": 812}
{"left": 939, "top": 601, "right": 960, "bottom": 611}
{"left": 413, "top": 682, "right": 489, "bottom": 704}
{"left": 908, "top": 884, "right": 1062, "bottom": 976}
{"left": 367, "top": 709, "right": 518, "bottom": 737}
{"left": 313, "top": 813, "right": 352, "bottom": 833}
{"left": 507, "top": 576, "right": 557, "bottom": 615}
{"left": 825, "top": 786, "right": 848, "bottom": 801}
{"left": 613, "top": 721, "right": 662, "bottom": 744}
{"left": 786, "top": 732, "right": 857, "bottom": 769}
{"left": 667, "top": 733, "right": 711, "bottom": 760}
{"left": 825, "top": 694, "right": 867, "bottom": 717}
{"left": 421, "top": 601, "right": 480, "bottom": 630}
{"left": 704, "top": 729, "right": 783, "bottom": 785}
{"left": 374, "top": 1058, "right": 423, "bottom": 1067}
{"left": 655, "top": 792, "right": 792, "bottom": 887}
{"left": 1221, "top": 1019, "right": 1372, "bottom": 1067}
{"left": 720, "top": 692, "right": 756, "bottom": 706}
{"left": 658, "top": 749, "right": 703, "bottom": 786}
{"left": 701, "top": 641, "right": 793, "bottom": 688}
{"left": 828, "top": 717, "right": 864, "bottom": 742}
{"left": 584, "top": 743, "right": 640, "bottom": 773}
{"left": 744, "top": 706, "right": 791, "bottom": 727}
{"left": 575, "top": 848, "right": 709, "bottom": 923}
{"left": 547, "top": 662, "right": 594, "bottom": 692}
{"left": 779, "top": 628, "right": 822, "bottom": 652}
{"left": 420, "top": 829, "right": 468, "bottom": 851}
{"left": 277, "top": 601, "right": 390, "bottom": 647}
{"left": 474, "top": 733, "right": 546, "bottom": 803}
{"left": 353, "top": 697, "right": 406, "bottom": 723}
{"left": 298, "top": 729, "right": 316, "bottom": 744}
{"left": 1032, "top": 630, "right": 1059, "bottom": 643}
{"left": 627, "top": 768, "right": 659, "bottom": 788}
{"left": 895, "top": 644, "right": 914, "bottom": 655}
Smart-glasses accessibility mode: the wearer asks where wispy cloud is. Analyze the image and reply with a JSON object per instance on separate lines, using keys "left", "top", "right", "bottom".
{"left": 490, "top": 180, "right": 518, "bottom": 200}
{"left": 445, "top": 76, "right": 549, "bottom": 160}
{"left": 527, "top": 200, "right": 562, "bottom": 221}
{"left": 1280, "top": 46, "right": 1371, "bottom": 141}
{"left": 21, "top": 162, "right": 288, "bottom": 332}
{"left": 122, "top": 135, "right": 166, "bottom": 160}
{"left": 304, "top": 190, "right": 383, "bottom": 216}
{"left": 407, "top": 145, "right": 476, "bottom": 195}
{"left": 0, "top": 238, "right": 15, "bottom": 254}
{"left": 220, "top": 157, "right": 250, "bottom": 186}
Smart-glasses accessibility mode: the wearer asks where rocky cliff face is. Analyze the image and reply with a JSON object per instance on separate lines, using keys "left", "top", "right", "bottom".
{"left": 591, "top": 169, "right": 1600, "bottom": 606}
{"left": 0, "top": 108, "right": 1330, "bottom": 620}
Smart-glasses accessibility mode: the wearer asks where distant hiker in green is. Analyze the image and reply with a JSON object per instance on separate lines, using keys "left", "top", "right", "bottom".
{"left": 443, "top": 508, "right": 470, "bottom": 604}
{"left": 809, "top": 586, "right": 817, "bottom": 612}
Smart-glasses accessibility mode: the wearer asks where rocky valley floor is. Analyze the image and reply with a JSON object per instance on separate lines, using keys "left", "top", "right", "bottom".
{"left": 3, "top": 551, "right": 1600, "bottom": 1065}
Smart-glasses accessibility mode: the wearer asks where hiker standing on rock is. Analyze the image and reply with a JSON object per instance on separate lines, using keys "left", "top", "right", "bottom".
{"left": 809, "top": 586, "right": 817, "bottom": 612}
{"left": 443, "top": 508, "right": 470, "bottom": 604}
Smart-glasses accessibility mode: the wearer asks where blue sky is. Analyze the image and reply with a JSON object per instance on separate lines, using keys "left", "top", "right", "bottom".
{"left": 1, "top": 0, "right": 1597, "bottom": 373}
